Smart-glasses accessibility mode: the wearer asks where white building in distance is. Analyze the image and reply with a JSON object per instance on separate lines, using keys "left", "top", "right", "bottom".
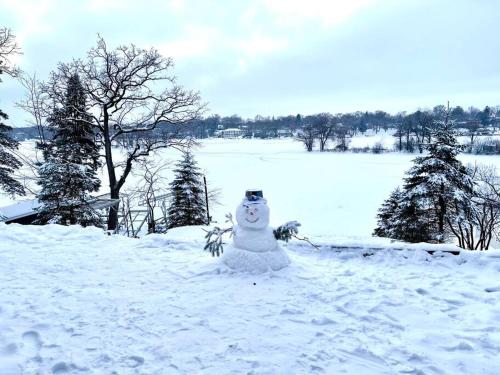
{"left": 216, "top": 128, "right": 245, "bottom": 138}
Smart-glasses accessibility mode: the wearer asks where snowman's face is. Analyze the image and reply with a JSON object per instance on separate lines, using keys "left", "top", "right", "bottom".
{"left": 236, "top": 199, "right": 270, "bottom": 229}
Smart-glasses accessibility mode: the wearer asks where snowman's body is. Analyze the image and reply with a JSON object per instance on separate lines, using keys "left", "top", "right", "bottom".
{"left": 222, "top": 196, "right": 290, "bottom": 273}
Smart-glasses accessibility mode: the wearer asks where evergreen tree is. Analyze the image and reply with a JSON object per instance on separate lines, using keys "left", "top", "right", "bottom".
{"left": 374, "top": 112, "right": 473, "bottom": 243}
{"left": 373, "top": 188, "right": 402, "bottom": 238}
{"left": 37, "top": 74, "right": 101, "bottom": 226}
{"left": 391, "top": 194, "right": 434, "bottom": 242}
{"left": 478, "top": 106, "right": 492, "bottom": 127}
{"left": 403, "top": 115, "right": 473, "bottom": 242}
{"left": 0, "top": 111, "right": 25, "bottom": 196}
{"left": 0, "top": 68, "right": 25, "bottom": 196}
{"left": 167, "top": 150, "right": 207, "bottom": 229}
{"left": 373, "top": 188, "right": 432, "bottom": 242}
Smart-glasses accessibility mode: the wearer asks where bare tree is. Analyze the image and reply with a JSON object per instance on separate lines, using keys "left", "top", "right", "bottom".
{"left": 312, "top": 113, "right": 333, "bottom": 152}
{"left": 0, "top": 28, "right": 21, "bottom": 77}
{"left": 296, "top": 125, "right": 315, "bottom": 152}
{"left": 5, "top": 72, "right": 50, "bottom": 194}
{"left": 471, "top": 165, "right": 500, "bottom": 249}
{"left": 331, "top": 123, "right": 350, "bottom": 151}
{"left": 412, "top": 110, "right": 433, "bottom": 152}
{"left": 448, "top": 164, "right": 500, "bottom": 250}
{"left": 467, "top": 121, "right": 481, "bottom": 147}
{"left": 46, "top": 36, "right": 205, "bottom": 230}
{"left": 134, "top": 159, "right": 170, "bottom": 234}
{"left": 393, "top": 112, "right": 405, "bottom": 151}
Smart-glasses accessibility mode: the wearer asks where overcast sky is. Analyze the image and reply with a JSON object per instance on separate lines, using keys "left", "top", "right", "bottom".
{"left": 1, "top": 0, "right": 499, "bottom": 126}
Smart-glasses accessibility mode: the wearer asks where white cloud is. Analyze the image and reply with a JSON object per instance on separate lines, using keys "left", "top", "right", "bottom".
{"left": 1, "top": 0, "right": 54, "bottom": 43}
{"left": 260, "top": 0, "right": 377, "bottom": 28}
{"left": 234, "top": 32, "right": 288, "bottom": 58}
{"left": 158, "top": 26, "right": 220, "bottom": 60}
{"left": 167, "top": 0, "right": 186, "bottom": 12}
{"left": 84, "top": 0, "right": 126, "bottom": 13}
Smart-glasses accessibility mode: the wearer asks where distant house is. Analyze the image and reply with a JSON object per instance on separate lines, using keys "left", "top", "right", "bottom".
{"left": 217, "top": 128, "right": 245, "bottom": 138}
{"left": 477, "top": 127, "right": 494, "bottom": 136}
{"left": 277, "top": 129, "right": 293, "bottom": 138}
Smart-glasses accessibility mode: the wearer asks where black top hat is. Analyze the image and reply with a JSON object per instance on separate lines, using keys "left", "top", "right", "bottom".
{"left": 245, "top": 190, "right": 263, "bottom": 201}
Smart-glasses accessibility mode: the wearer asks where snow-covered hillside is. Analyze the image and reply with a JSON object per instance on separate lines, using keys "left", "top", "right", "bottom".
{"left": 1, "top": 224, "right": 499, "bottom": 374}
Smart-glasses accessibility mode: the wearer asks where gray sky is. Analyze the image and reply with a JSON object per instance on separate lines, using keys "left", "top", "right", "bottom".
{"left": 1, "top": 0, "right": 499, "bottom": 126}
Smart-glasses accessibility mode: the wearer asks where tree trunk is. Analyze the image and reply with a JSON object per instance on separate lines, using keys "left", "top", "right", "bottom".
{"left": 107, "top": 188, "right": 120, "bottom": 231}
{"left": 102, "top": 109, "right": 120, "bottom": 231}
{"left": 438, "top": 185, "right": 446, "bottom": 242}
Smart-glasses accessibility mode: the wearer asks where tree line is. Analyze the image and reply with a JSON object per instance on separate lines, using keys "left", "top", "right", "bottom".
{"left": 294, "top": 106, "right": 499, "bottom": 153}
{"left": 12, "top": 99, "right": 500, "bottom": 158}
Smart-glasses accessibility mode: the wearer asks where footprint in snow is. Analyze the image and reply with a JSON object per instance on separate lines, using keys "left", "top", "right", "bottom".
{"left": 1, "top": 342, "right": 18, "bottom": 356}
{"left": 443, "top": 298, "right": 466, "bottom": 306}
{"left": 122, "top": 355, "right": 144, "bottom": 368}
{"left": 444, "top": 342, "right": 474, "bottom": 351}
{"left": 311, "top": 317, "right": 336, "bottom": 325}
{"left": 52, "top": 361, "right": 72, "bottom": 374}
{"left": 485, "top": 286, "right": 500, "bottom": 293}
{"left": 21, "top": 331, "right": 42, "bottom": 357}
{"left": 280, "top": 308, "right": 304, "bottom": 315}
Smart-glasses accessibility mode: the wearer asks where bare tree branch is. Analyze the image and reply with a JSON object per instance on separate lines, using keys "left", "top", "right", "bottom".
{"left": 0, "top": 28, "right": 22, "bottom": 77}
{"left": 16, "top": 72, "right": 49, "bottom": 144}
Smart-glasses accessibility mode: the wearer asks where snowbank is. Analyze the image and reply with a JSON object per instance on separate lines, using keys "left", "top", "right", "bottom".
{"left": 1, "top": 224, "right": 499, "bottom": 374}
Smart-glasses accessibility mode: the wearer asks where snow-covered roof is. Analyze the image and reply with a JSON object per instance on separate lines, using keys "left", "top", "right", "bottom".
{"left": 0, "top": 195, "right": 120, "bottom": 222}
{"left": 0, "top": 199, "right": 42, "bottom": 222}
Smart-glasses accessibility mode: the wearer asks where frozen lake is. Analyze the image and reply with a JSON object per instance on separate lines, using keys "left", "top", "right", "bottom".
{"left": 180, "top": 138, "right": 500, "bottom": 240}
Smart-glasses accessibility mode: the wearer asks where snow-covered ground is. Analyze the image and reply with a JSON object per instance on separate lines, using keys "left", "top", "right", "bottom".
{"left": 2, "top": 137, "right": 500, "bottom": 373}
{"left": 1, "top": 224, "right": 500, "bottom": 374}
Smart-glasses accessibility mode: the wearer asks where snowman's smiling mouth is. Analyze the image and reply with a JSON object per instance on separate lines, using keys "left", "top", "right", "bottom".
{"left": 245, "top": 216, "right": 259, "bottom": 223}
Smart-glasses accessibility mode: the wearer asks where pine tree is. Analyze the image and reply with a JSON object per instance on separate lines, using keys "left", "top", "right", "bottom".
{"left": 403, "top": 115, "right": 473, "bottom": 242}
{"left": 391, "top": 194, "right": 434, "bottom": 243}
{"left": 0, "top": 111, "right": 25, "bottom": 196}
{"left": 374, "top": 111, "right": 473, "bottom": 243}
{"left": 373, "top": 188, "right": 432, "bottom": 242}
{"left": 373, "top": 188, "right": 402, "bottom": 238}
{"left": 167, "top": 150, "right": 207, "bottom": 229}
{"left": 0, "top": 68, "right": 25, "bottom": 196}
{"left": 37, "top": 74, "right": 101, "bottom": 226}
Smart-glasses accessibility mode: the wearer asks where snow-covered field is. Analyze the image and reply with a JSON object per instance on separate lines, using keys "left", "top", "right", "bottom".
{"left": 1, "top": 224, "right": 500, "bottom": 374}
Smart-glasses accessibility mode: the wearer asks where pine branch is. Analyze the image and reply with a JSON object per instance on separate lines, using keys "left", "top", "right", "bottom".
{"left": 203, "top": 226, "right": 233, "bottom": 257}
{"left": 273, "top": 221, "right": 301, "bottom": 242}
{"left": 202, "top": 212, "right": 235, "bottom": 257}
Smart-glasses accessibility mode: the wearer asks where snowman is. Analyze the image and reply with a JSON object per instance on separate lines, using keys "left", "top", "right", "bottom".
{"left": 222, "top": 190, "right": 291, "bottom": 273}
